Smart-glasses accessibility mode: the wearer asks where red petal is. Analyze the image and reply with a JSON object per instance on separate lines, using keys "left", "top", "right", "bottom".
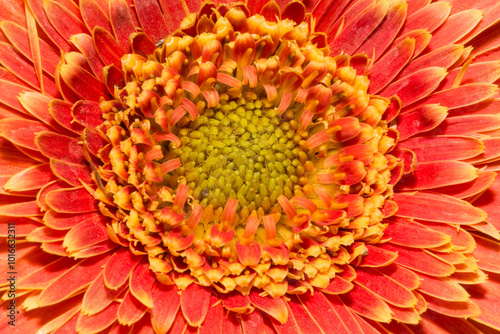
{"left": 402, "top": 2, "right": 451, "bottom": 34}
{"left": 80, "top": 0, "right": 113, "bottom": 34}
{"left": 375, "top": 263, "right": 420, "bottom": 290}
{"left": 151, "top": 281, "right": 180, "bottom": 334}
{"left": 109, "top": 0, "right": 136, "bottom": 53}
{"left": 356, "top": 1, "right": 407, "bottom": 60}
{"left": 199, "top": 294, "right": 223, "bottom": 334}
{"left": 117, "top": 290, "right": 147, "bottom": 326}
{"left": 393, "top": 192, "right": 487, "bottom": 224}
{"left": 35, "top": 131, "right": 85, "bottom": 164}
{"left": 383, "top": 221, "right": 451, "bottom": 248}
{"left": 399, "top": 44, "right": 464, "bottom": 79}
{"left": 473, "top": 235, "right": 500, "bottom": 273}
{"left": 249, "top": 290, "right": 288, "bottom": 324}
{"left": 398, "top": 136, "right": 483, "bottom": 162}
{"left": 0, "top": 78, "right": 36, "bottom": 111}
{"left": 0, "top": 21, "right": 59, "bottom": 76}
{"left": 380, "top": 244, "right": 454, "bottom": 277}
{"left": 50, "top": 100, "right": 85, "bottom": 134}
{"left": 368, "top": 37, "right": 415, "bottom": 94}
{"left": 26, "top": 0, "right": 72, "bottom": 52}
{"left": 397, "top": 161, "right": 477, "bottom": 190}
{"left": 416, "top": 272, "right": 469, "bottom": 302}
{"left": 17, "top": 257, "right": 78, "bottom": 289}
{"left": 44, "top": 211, "right": 101, "bottom": 230}
{"left": 51, "top": 159, "right": 93, "bottom": 187}
{"left": 0, "top": 201, "right": 41, "bottom": 217}
{"left": 396, "top": 104, "right": 447, "bottom": 139}
{"left": 103, "top": 248, "right": 142, "bottom": 289}
{"left": 380, "top": 67, "right": 447, "bottom": 107}
{"left": 38, "top": 253, "right": 110, "bottom": 306}
{"left": 130, "top": 257, "right": 156, "bottom": 308}
{"left": 133, "top": 0, "right": 168, "bottom": 43}
{"left": 76, "top": 301, "right": 120, "bottom": 333}
{"left": 427, "top": 10, "right": 482, "bottom": 51}
{"left": 93, "top": 26, "right": 124, "bottom": 68}
{"left": 59, "top": 64, "right": 109, "bottom": 102}
{"left": 70, "top": 33, "right": 105, "bottom": 78}
{"left": 63, "top": 215, "right": 110, "bottom": 253}
{"left": 27, "top": 226, "right": 67, "bottom": 242}
{"left": 46, "top": 187, "right": 98, "bottom": 213}
{"left": 180, "top": 284, "right": 211, "bottom": 327}
{"left": 4, "top": 163, "right": 56, "bottom": 191}
{"left": 425, "top": 294, "right": 480, "bottom": 318}
{"left": 359, "top": 244, "right": 398, "bottom": 267}
{"left": 329, "top": 1, "right": 389, "bottom": 55}
{"left": 410, "top": 83, "right": 498, "bottom": 111}
{"left": 443, "top": 63, "right": 500, "bottom": 91}
{"left": 339, "top": 284, "right": 392, "bottom": 323}
{"left": 298, "top": 292, "right": 360, "bottom": 333}
{"left": 82, "top": 272, "right": 126, "bottom": 315}
{"left": 44, "top": 0, "right": 89, "bottom": 41}
{"left": 355, "top": 267, "right": 417, "bottom": 308}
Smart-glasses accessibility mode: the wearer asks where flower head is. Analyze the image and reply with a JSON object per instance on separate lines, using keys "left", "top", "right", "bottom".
{"left": 1, "top": 0, "right": 500, "bottom": 333}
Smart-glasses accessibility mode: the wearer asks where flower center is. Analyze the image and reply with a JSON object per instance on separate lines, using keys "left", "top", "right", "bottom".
{"left": 166, "top": 96, "right": 312, "bottom": 215}
{"left": 94, "top": 1, "right": 397, "bottom": 298}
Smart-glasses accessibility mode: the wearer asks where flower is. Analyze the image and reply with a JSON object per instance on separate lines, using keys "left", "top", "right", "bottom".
{"left": 1, "top": 0, "right": 500, "bottom": 332}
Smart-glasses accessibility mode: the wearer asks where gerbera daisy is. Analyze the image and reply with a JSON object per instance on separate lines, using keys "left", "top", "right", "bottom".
{"left": 1, "top": 0, "right": 500, "bottom": 332}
